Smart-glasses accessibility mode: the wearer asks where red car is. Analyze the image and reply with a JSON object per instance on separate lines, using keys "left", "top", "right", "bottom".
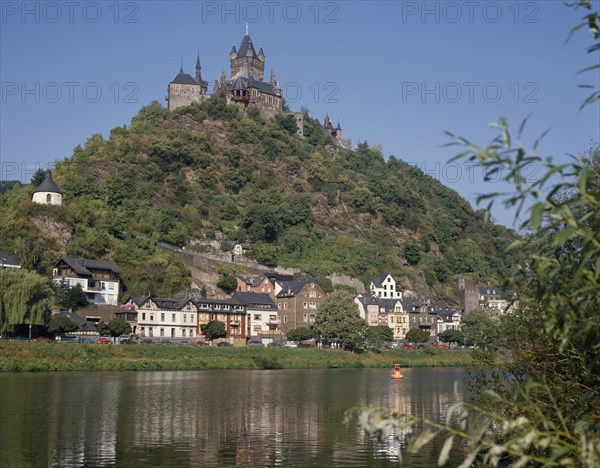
{"left": 400, "top": 344, "right": 412, "bottom": 349}
{"left": 97, "top": 338, "right": 112, "bottom": 344}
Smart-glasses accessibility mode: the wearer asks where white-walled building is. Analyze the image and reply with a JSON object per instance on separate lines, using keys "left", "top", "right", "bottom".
{"left": 370, "top": 273, "right": 403, "bottom": 299}
{"left": 128, "top": 297, "right": 197, "bottom": 339}
{"left": 32, "top": 171, "right": 63, "bottom": 206}
{"left": 53, "top": 257, "right": 122, "bottom": 305}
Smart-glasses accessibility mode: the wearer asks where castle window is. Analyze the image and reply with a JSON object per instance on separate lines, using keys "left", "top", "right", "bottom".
{"left": 46, "top": 194, "right": 51, "bottom": 203}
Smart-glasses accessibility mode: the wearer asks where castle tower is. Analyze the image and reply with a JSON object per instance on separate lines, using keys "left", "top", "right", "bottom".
{"left": 230, "top": 33, "right": 265, "bottom": 80}
{"left": 32, "top": 170, "right": 62, "bottom": 206}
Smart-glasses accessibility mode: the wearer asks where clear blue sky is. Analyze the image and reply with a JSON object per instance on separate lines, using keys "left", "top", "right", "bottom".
{"left": 1, "top": 0, "right": 598, "bottom": 227}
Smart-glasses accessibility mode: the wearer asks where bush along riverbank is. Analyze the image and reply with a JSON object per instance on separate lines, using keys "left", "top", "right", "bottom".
{"left": 0, "top": 342, "right": 474, "bottom": 372}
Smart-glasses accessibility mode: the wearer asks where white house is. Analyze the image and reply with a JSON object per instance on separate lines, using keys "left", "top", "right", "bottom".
{"left": 370, "top": 273, "right": 403, "bottom": 299}
{"left": 53, "top": 257, "right": 122, "bottom": 305}
{"left": 130, "top": 297, "right": 197, "bottom": 339}
{"left": 436, "top": 309, "right": 462, "bottom": 335}
{"left": 32, "top": 171, "right": 63, "bottom": 206}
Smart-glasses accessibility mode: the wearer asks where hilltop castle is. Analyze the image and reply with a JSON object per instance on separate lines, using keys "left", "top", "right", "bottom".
{"left": 166, "top": 32, "right": 351, "bottom": 150}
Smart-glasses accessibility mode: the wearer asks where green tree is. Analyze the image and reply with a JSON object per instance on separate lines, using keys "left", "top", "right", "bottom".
{"left": 47, "top": 316, "right": 79, "bottom": 336}
{"left": 0, "top": 269, "right": 54, "bottom": 333}
{"left": 31, "top": 168, "right": 46, "bottom": 187}
{"left": 313, "top": 290, "right": 367, "bottom": 352}
{"left": 54, "top": 280, "right": 88, "bottom": 310}
{"left": 403, "top": 242, "right": 421, "bottom": 266}
{"left": 216, "top": 275, "right": 237, "bottom": 294}
{"left": 404, "top": 328, "right": 430, "bottom": 346}
{"left": 437, "top": 329, "right": 464, "bottom": 346}
{"left": 366, "top": 325, "right": 394, "bottom": 351}
{"left": 97, "top": 318, "right": 132, "bottom": 341}
{"left": 200, "top": 320, "right": 227, "bottom": 342}
{"left": 460, "top": 309, "right": 498, "bottom": 351}
{"left": 242, "top": 204, "right": 283, "bottom": 243}
{"left": 286, "top": 327, "right": 314, "bottom": 343}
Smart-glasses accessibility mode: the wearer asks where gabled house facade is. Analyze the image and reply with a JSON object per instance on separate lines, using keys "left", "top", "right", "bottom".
{"left": 53, "top": 257, "right": 122, "bottom": 305}
{"left": 129, "top": 297, "right": 197, "bottom": 339}
{"left": 235, "top": 274, "right": 277, "bottom": 300}
{"left": 276, "top": 278, "right": 326, "bottom": 334}
{"left": 192, "top": 297, "right": 247, "bottom": 343}
{"left": 436, "top": 309, "right": 462, "bottom": 335}
{"left": 355, "top": 295, "right": 409, "bottom": 340}
{"left": 404, "top": 300, "right": 439, "bottom": 339}
{"left": 233, "top": 292, "right": 280, "bottom": 343}
{"left": 370, "top": 273, "right": 403, "bottom": 299}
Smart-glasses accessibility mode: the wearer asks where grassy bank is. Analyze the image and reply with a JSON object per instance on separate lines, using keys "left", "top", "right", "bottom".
{"left": 0, "top": 342, "right": 473, "bottom": 372}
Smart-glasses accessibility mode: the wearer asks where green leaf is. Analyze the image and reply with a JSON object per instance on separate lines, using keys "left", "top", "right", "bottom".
{"left": 530, "top": 202, "right": 545, "bottom": 229}
{"left": 553, "top": 227, "right": 577, "bottom": 246}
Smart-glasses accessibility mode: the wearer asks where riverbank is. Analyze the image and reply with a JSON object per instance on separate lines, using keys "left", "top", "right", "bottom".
{"left": 0, "top": 342, "right": 473, "bottom": 372}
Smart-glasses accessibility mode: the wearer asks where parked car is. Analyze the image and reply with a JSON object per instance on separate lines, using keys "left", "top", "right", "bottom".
{"left": 400, "top": 344, "right": 412, "bottom": 349}
{"left": 267, "top": 342, "right": 283, "bottom": 347}
{"left": 97, "top": 338, "right": 112, "bottom": 345}
{"left": 179, "top": 340, "right": 191, "bottom": 346}
{"left": 78, "top": 337, "right": 96, "bottom": 344}
{"left": 284, "top": 342, "right": 298, "bottom": 348}
{"left": 217, "top": 341, "right": 233, "bottom": 347}
{"left": 119, "top": 339, "right": 134, "bottom": 345}
{"left": 140, "top": 339, "right": 155, "bottom": 345}
{"left": 162, "top": 340, "right": 175, "bottom": 345}
{"left": 247, "top": 341, "right": 264, "bottom": 347}
{"left": 195, "top": 341, "right": 209, "bottom": 346}
{"left": 34, "top": 336, "right": 51, "bottom": 342}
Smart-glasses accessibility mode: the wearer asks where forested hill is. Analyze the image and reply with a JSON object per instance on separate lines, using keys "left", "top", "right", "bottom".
{"left": 0, "top": 96, "right": 519, "bottom": 300}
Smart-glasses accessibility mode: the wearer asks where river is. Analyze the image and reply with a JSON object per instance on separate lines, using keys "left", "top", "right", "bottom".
{"left": 0, "top": 367, "right": 467, "bottom": 467}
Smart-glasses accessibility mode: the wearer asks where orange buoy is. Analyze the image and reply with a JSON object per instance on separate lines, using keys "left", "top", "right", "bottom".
{"left": 391, "top": 363, "right": 404, "bottom": 380}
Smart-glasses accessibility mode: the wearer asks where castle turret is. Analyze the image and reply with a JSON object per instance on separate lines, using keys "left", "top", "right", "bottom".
{"left": 32, "top": 170, "right": 62, "bottom": 206}
{"left": 230, "top": 33, "right": 264, "bottom": 80}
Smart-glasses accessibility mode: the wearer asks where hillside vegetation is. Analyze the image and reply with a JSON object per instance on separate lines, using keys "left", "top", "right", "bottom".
{"left": 0, "top": 96, "right": 518, "bottom": 300}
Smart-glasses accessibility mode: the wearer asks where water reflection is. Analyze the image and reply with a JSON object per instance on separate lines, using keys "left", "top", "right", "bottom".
{"left": 0, "top": 368, "right": 465, "bottom": 467}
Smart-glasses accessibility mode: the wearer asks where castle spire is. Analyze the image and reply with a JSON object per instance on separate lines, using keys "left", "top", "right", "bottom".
{"left": 195, "top": 51, "right": 202, "bottom": 82}
{"left": 245, "top": 22, "right": 248, "bottom": 36}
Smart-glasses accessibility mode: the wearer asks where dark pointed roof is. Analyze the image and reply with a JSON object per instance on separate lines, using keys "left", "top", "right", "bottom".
{"left": 232, "top": 292, "right": 276, "bottom": 308}
{"left": 196, "top": 54, "right": 201, "bottom": 68}
{"left": 230, "top": 44, "right": 237, "bottom": 54}
{"left": 170, "top": 67, "right": 199, "bottom": 86}
{"left": 371, "top": 273, "right": 393, "bottom": 288}
{"left": 237, "top": 34, "right": 257, "bottom": 57}
{"left": 276, "top": 278, "right": 318, "bottom": 298}
{"left": 258, "top": 47, "right": 264, "bottom": 56}
{"left": 55, "top": 256, "right": 123, "bottom": 275}
{"left": 34, "top": 171, "right": 62, "bottom": 194}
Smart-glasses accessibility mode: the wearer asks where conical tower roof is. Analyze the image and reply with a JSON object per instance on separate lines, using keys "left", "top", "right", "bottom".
{"left": 34, "top": 171, "right": 62, "bottom": 194}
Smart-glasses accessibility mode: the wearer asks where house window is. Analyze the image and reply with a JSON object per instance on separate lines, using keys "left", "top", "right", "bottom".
{"left": 182, "top": 329, "right": 186, "bottom": 337}
{"left": 191, "top": 314, "right": 194, "bottom": 322}
{"left": 140, "top": 327, "right": 145, "bottom": 334}
{"left": 309, "top": 303, "right": 316, "bottom": 310}
{"left": 161, "top": 313, "right": 165, "bottom": 322}
{"left": 172, "top": 314, "right": 176, "bottom": 322}
{"left": 46, "top": 194, "right": 52, "bottom": 203}
{"left": 303, "top": 313, "right": 307, "bottom": 321}
{"left": 254, "top": 314, "right": 260, "bottom": 320}
{"left": 183, "top": 314, "right": 187, "bottom": 323}
{"left": 189, "top": 329, "right": 195, "bottom": 336}
{"left": 171, "top": 328, "right": 175, "bottom": 338}
{"left": 160, "top": 328, "right": 164, "bottom": 337}
{"left": 283, "top": 303, "right": 288, "bottom": 310}
{"left": 303, "top": 302, "right": 308, "bottom": 309}
{"left": 150, "top": 315, "right": 154, "bottom": 321}
{"left": 142, "top": 313, "right": 146, "bottom": 320}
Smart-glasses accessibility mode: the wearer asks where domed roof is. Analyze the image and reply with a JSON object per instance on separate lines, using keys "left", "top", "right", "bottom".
{"left": 34, "top": 171, "right": 62, "bottom": 194}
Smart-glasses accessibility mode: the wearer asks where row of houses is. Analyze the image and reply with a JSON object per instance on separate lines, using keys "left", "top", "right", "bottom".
{"left": 3, "top": 250, "right": 512, "bottom": 343}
